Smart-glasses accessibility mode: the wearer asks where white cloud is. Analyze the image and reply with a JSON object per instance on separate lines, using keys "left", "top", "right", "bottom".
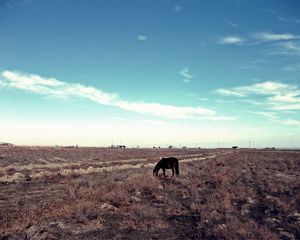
{"left": 279, "top": 42, "right": 300, "bottom": 54}
{"left": 271, "top": 104, "right": 300, "bottom": 111}
{"left": 137, "top": 35, "right": 147, "bottom": 41}
{"left": 217, "top": 81, "right": 298, "bottom": 97}
{"left": 240, "top": 99, "right": 263, "bottom": 105}
{"left": 215, "top": 88, "right": 246, "bottom": 97}
{"left": 269, "top": 92, "right": 300, "bottom": 104}
{"left": 174, "top": 4, "right": 182, "bottom": 13}
{"left": 237, "top": 81, "right": 296, "bottom": 95}
{"left": 254, "top": 111, "right": 278, "bottom": 119}
{"left": 0, "top": 80, "right": 7, "bottom": 88}
{"left": 277, "top": 17, "right": 300, "bottom": 24}
{"left": 179, "top": 67, "right": 193, "bottom": 83}
{"left": 281, "top": 119, "right": 300, "bottom": 125}
{"left": 254, "top": 32, "right": 299, "bottom": 42}
{"left": 267, "top": 42, "right": 300, "bottom": 57}
{"left": 179, "top": 67, "right": 193, "bottom": 79}
{"left": 219, "top": 36, "right": 244, "bottom": 45}
{"left": 216, "top": 80, "right": 300, "bottom": 111}
{"left": 183, "top": 79, "right": 192, "bottom": 83}
{"left": 227, "top": 20, "right": 239, "bottom": 28}
{"left": 1, "top": 70, "right": 233, "bottom": 121}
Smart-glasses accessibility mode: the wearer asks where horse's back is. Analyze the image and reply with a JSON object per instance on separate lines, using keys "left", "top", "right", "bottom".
{"left": 162, "top": 157, "right": 178, "bottom": 163}
{"left": 160, "top": 157, "right": 178, "bottom": 167}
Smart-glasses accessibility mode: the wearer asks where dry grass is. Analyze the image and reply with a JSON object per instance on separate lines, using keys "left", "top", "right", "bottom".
{"left": 0, "top": 147, "right": 299, "bottom": 239}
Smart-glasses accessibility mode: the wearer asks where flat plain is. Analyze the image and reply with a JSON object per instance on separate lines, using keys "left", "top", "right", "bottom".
{"left": 0, "top": 147, "right": 299, "bottom": 239}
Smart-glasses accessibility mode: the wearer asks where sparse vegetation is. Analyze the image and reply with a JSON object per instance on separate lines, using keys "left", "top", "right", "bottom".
{"left": 0, "top": 147, "right": 299, "bottom": 239}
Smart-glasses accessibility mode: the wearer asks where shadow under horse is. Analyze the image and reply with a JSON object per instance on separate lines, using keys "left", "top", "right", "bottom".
{"left": 153, "top": 157, "right": 180, "bottom": 177}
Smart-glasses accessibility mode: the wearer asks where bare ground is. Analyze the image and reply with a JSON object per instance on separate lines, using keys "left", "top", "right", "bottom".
{"left": 0, "top": 147, "right": 299, "bottom": 239}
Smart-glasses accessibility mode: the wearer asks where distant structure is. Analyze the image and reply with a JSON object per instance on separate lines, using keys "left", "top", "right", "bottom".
{"left": 168, "top": 145, "right": 173, "bottom": 149}
{"left": 110, "top": 145, "right": 126, "bottom": 149}
{"left": 232, "top": 146, "right": 239, "bottom": 149}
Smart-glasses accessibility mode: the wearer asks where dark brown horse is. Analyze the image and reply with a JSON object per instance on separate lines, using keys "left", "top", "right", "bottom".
{"left": 153, "top": 157, "right": 179, "bottom": 177}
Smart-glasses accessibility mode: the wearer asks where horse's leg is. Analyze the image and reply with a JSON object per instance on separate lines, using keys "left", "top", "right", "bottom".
{"left": 171, "top": 168, "right": 174, "bottom": 177}
{"left": 162, "top": 168, "right": 166, "bottom": 177}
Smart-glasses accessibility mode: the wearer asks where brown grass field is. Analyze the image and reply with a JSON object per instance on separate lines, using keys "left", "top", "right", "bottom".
{"left": 0, "top": 146, "right": 299, "bottom": 239}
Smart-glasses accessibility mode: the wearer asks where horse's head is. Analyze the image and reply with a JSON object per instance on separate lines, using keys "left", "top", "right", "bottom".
{"left": 153, "top": 165, "right": 159, "bottom": 176}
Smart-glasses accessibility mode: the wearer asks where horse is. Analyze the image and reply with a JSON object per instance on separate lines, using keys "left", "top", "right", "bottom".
{"left": 153, "top": 157, "right": 179, "bottom": 177}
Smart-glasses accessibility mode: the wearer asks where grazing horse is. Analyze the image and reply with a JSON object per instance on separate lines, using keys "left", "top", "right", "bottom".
{"left": 153, "top": 157, "right": 179, "bottom": 177}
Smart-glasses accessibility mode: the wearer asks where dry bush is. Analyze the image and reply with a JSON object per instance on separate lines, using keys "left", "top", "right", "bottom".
{"left": 43, "top": 200, "right": 104, "bottom": 224}
{"left": 202, "top": 217, "right": 280, "bottom": 240}
{"left": 125, "top": 173, "right": 161, "bottom": 200}
{"left": 120, "top": 204, "right": 168, "bottom": 231}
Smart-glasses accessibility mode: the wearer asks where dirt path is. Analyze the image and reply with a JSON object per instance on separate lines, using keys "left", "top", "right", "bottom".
{"left": 0, "top": 151, "right": 230, "bottom": 183}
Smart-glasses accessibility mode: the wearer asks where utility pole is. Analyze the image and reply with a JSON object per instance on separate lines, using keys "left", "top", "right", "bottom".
{"left": 249, "top": 140, "right": 251, "bottom": 149}
{"left": 290, "top": 138, "right": 293, "bottom": 149}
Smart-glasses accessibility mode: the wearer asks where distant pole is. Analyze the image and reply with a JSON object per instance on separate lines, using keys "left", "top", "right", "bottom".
{"left": 249, "top": 141, "right": 251, "bottom": 149}
{"left": 217, "top": 142, "right": 220, "bottom": 148}
{"left": 290, "top": 138, "right": 293, "bottom": 149}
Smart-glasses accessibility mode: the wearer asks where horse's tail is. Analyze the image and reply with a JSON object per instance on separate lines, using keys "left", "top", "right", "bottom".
{"left": 175, "top": 159, "right": 180, "bottom": 176}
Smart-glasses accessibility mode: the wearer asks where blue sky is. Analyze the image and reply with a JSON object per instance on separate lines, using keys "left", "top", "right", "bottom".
{"left": 0, "top": 0, "right": 300, "bottom": 147}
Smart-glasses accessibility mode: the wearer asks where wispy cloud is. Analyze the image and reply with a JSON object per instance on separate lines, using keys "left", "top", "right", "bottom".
{"left": 179, "top": 67, "right": 193, "bottom": 83}
{"left": 183, "top": 79, "right": 192, "bottom": 83}
{"left": 254, "top": 111, "right": 278, "bottom": 119}
{"left": 253, "top": 32, "right": 300, "bottom": 42}
{"left": 281, "top": 119, "right": 300, "bottom": 126}
{"left": 173, "top": 4, "right": 182, "bottom": 13}
{"left": 240, "top": 99, "right": 263, "bottom": 106}
{"left": 283, "top": 64, "right": 300, "bottom": 73}
{"left": 216, "top": 88, "right": 246, "bottom": 97}
{"left": 277, "top": 17, "right": 300, "bottom": 24}
{"left": 1, "top": 70, "right": 233, "bottom": 121}
{"left": 254, "top": 112, "right": 300, "bottom": 126}
{"left": 259, "top": 8, "right": 276, "bottom": 14}
{"left": 6, "top": 0, "right": 31, "bottom": 9}
{"left": 271, "top": 104, "right": 300, "bottom": 111}
{"left": 137, "top": 35, "right": 147, "bottom": 41}
{"left": 237, "top": 59, "right": 268, "bottom": 70}
{"left": 219, "top": 32, "right": 300, "bottom": 51}
{"left": 216, "top": 80, "right": 300, "bottom": 111}
{"left": 227, "top": 20, "right": 239, "bottom": 28}
{"left": 219, "top": 36, "right": 244, "bottom": 45}
{"left": 278, "top": 42, "right": 300, "bottom": 55}
{"left": 179, "top": 68, "right": 193, "bottom": 79}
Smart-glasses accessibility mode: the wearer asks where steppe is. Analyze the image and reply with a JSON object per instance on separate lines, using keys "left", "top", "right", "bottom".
{"left": 0, "top": 146, "right": 299, "bottom": 239}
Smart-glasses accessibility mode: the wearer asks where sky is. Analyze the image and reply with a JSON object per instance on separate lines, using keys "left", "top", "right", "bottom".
{"left": 0, "top": 0, "right": 300, "bottom": 148}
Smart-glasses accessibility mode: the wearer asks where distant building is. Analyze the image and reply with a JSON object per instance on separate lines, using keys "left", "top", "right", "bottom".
{"left": 232, "top": 146, "right": 239, "bottom": 149}
{"left": 110, "top": 145, "right": 126, "bottom": 149}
